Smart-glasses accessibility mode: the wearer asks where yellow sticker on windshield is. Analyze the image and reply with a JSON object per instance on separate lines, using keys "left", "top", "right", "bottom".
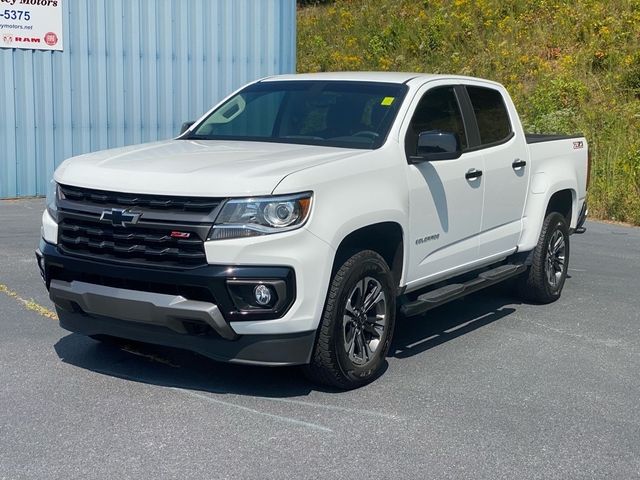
{"left": 381, "top": 97, "right": 395, "bottom": 106}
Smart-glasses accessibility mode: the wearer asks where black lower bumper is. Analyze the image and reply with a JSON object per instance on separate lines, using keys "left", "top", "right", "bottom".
{"left": 38, "top": 240, "right": 295, "bottom": 322}
{"left": 56, "top": 307, "right": 315, "bottom": 366}
{"left": 38, "top": 240, "right": 313, "bottom": 366}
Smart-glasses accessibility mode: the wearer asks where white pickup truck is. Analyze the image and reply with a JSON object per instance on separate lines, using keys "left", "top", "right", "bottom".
{"left": 37, "top": 72, "right": 589, "bottom": 389}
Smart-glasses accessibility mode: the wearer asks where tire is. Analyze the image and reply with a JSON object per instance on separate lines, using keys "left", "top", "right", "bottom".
{"left": 304, "top": 250, "right": 396, "bottom": 389}
{"left": 517, "top": 211, "right": 570, "bottom": 303}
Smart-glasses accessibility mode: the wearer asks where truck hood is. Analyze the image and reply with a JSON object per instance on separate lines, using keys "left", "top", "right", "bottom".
{"left": 54, "top": 139, "right": 363, "bottom": 197}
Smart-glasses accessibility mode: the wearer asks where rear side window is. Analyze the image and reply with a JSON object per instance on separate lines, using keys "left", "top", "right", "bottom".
{"left": 466, "top": 86, "right": 512, "bottom": 146}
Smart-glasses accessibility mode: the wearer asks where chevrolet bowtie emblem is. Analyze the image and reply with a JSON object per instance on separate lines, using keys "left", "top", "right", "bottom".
{"left": 99, "top": 208, "right": 141, "bottom": 227}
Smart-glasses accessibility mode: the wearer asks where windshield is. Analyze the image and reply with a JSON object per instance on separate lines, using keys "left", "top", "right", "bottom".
{"left": 186, "top": 81, "right": 408, "bottom": 149}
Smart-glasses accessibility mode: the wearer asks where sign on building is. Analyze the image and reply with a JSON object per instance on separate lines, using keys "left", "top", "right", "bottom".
{"left": 0, "top": 0, "right": 63, "bottom": 51}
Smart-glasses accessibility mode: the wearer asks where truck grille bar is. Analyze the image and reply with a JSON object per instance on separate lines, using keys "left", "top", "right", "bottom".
{"left": 59, "top": 184, "right": 221, "bottom": 212}
{"left": 57, "top": 185, "right": 223, "bottom": 268}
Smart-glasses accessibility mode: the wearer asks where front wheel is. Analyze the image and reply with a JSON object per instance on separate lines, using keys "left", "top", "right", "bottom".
{"left": 517, "top": 211, "right": 570, "bottom": 303}
{"left": 304, "top": 250, "right": 396, "bottom": 389}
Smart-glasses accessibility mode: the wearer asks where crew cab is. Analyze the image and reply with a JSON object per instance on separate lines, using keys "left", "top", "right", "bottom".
{"left": 37, "top": 72, "right": 589, "bottom": 389}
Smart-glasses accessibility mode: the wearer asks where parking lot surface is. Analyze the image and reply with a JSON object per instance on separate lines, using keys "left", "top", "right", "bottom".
{"left": 1, "top": 198, "right": 639, "bottom": 479}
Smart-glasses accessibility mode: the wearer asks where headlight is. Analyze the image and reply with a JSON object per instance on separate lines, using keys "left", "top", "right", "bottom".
{"left": 209, "top": 192, "right": 313, "bottom": 240}
{"left": 46, "top": 180, "right": 59, "bottom": 221}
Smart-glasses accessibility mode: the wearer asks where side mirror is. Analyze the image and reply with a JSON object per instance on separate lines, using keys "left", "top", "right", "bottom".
{"left": 179, "top": 121, "right": 195, "bottom": 135}
{"left": 411, "top": 130, "right": 461, "bottom": 163}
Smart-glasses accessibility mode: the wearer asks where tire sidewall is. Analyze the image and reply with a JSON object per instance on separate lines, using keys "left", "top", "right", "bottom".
{"left": 332, "top": 254, "right": 396, "bottom": 384}
{"left": 540, "top": 213, "right": 570, "bottom": 299}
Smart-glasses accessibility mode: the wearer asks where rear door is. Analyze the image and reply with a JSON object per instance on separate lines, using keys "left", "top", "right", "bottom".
{"left": 463, "top": 85, "right": 529, "bottom": 258}
{"left": 402, "top": 83, "right": 485, "bottom": 288}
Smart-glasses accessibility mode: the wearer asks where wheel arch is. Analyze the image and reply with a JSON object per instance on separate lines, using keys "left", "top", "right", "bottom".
{"left": 332, "top": 222, "right": 405, "bottom": 290}
{"left": 518, "top": 181, "right": 578, "bottom": 252}
{"left": 545, "top": 188, "right": 575, "bottom": 226}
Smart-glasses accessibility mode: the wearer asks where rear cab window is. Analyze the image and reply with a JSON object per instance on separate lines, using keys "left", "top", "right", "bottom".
{"left": 465, "top": 86, "right": 513, "bottom": 147}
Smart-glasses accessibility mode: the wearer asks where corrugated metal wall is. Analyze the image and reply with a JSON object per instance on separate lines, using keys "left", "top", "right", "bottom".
{"left": 0, "top": 0, "right": 296, "bottom": 198}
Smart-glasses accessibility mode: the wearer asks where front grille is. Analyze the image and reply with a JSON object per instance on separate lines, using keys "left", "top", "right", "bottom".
{"left": 59, "top": 184, "right": 221, "bottom": 212}
{"left": 58, "top": 217, "right": 207, "bottom": 267}
{"left": 56, "top": 184, "right": 222, "bottom": 268}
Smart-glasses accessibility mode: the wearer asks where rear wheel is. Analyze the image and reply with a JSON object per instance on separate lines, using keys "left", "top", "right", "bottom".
{"left": 304, "top": 250, "right": 396, "bottom": 389}
{"left": 517, "top": 211, "right": 570, "bottom": 303}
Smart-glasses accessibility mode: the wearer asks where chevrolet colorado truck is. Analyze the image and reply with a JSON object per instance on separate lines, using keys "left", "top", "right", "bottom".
{"left": 37, "top": 72, "right": 589, "bottom": 389}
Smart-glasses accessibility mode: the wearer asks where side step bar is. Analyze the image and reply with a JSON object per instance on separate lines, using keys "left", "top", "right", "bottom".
{"left": 400, "top": 264, "right": 527, "bottom": 318}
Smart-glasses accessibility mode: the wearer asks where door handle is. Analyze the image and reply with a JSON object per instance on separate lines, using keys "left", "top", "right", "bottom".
{"left": 465, "top": 168, "right": 483, "bottom": 180}
{"left": 512, "top": 159, "right": 527, "bottom": 169}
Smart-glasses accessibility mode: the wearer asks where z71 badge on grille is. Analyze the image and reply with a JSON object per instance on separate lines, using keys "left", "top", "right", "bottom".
{"left": 99, "top": 208, "right": 141, "bottom": 227}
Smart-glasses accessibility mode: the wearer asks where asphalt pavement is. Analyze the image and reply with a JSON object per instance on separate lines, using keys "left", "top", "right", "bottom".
{"left": 1, "top": 198, "right": 639, "bottom": 479}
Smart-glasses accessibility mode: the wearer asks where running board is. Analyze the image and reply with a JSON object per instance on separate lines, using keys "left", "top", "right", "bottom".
{"left": 400, "top": 264, "right": 527, "bottom": 317}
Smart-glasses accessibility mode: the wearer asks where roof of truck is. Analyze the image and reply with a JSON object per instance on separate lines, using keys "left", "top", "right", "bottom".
{"left": 261, "top": 71, "right": 501, "bottom": 86}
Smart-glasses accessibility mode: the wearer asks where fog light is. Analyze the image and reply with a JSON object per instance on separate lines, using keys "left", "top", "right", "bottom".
{"left": 254, "top": 284, "right": 272, "bottom": 306}
{"left": 226, "top": 279, "right": 287, "bottom": 313}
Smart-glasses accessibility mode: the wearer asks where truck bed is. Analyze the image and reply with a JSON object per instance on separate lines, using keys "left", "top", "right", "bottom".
{"left": 526, "top": 134, "right": 589, "bottom": 216}
{"left": 525, "top": 133, "right": 584, "bottom": 144}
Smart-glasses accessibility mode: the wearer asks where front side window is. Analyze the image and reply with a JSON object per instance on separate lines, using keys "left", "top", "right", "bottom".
{"left": 404, "top": 86, "right": 467, "bottom": 157}
{"left": 187, "top": 81, "right": 408, "bottom": 149}
{"left": 466, "top": 86, "right": 512, "bottom": 145}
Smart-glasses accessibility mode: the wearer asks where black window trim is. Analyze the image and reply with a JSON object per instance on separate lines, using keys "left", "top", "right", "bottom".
{"left": 463, "top": 131, "right": 515, "bottom": 153}
{"left": 460, "top": 85, "right": 515, "bottom": 152}
{"left": 454, "top": 85, "right": 480, "bottom": 149}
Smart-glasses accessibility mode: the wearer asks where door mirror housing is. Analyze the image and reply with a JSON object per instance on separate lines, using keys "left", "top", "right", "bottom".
{"left": 179, "top": 121, "right": 195, "bottom": 135}
{"left": 411, "top": 130, "right": 462, "bottom": 163}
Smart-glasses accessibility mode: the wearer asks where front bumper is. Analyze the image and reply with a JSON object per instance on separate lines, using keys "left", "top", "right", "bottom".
{"left": 38, "top": 240, "right": 296, "bottom": 323}
{"left": 55, "top": 306, "right": 316, "bottom": 366}
{"left": 49, "top": 279, "right": 237, "bottom": 340}
{"left": 37, "top": 240, "right": 316, "bottom": 366}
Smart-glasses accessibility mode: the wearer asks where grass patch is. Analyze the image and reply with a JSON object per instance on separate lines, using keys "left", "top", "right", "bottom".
{"left": 297, "top": 0, "right": 640, "bottom": 224}
{"left": 0, "top": 283, "right": 58, "bottom": 320}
